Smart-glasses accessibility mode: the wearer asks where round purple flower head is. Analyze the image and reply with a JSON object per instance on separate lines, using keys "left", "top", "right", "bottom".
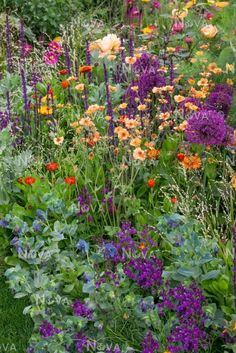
{"left": 205, "top": 91, "right": 232, "bottom": 117}
{"left": 185, "top": 109, "right": 227, "bottom": 146}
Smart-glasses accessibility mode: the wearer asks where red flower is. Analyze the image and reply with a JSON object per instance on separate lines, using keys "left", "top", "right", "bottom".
{"left": 61, "top": 80, "right": 70, "bottom": 89}
{"left": 147, "top": 179, "right": 156, "bottom": 188}
{"left": 24, "top": 176, "right": 36, "bottom": 185}
{"left": 177, "top": 153, "right": 185, "bottom": 162}
{"left": 46, "top": 162, "right": 59, "bottom": 171}
{"left": 47, "top": 88, "right": 54, "bottom": 95}
{"left": 64, "top": 176, "right": 76, "bottom": 185}
{"left": 171, "top": 196, "right": 177, "bottom": 204}
{"left": 79, "top": 66, "right": 92, "bottom": 73}
{"left": 59, "top": 69, "right": 68, "bottom": 75}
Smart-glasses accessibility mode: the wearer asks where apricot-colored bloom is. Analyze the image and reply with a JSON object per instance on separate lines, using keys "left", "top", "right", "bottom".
{"left": 133, "top": 147, "right": 146, "bottom": 161}
{"left": 124, "top": 119, "right": 139, "bottom": 129}
{"left": 130, "top": 138, "right": 142, "bottom": 147}
{"left": 200, "top": 25, "right": 218, "bottom": 38}
{"left": 214, "top": 2, "right": 229, "bottom": 8}
{"left": 117, "top": 128, "right": 130, "bottom": 141}
{"left": 119, "top": 103, "right": 128, "bottom": 110}
{"left": 75, "top": 84, "right": 85, "bottom": 91}
{"left": 181, "top": 155, "right": 202, "bottom": 170}
{"left": 174, "top": 95, "right": 185, "bottom": 103}
{"left": 137, "top": 104, "right": 147, "bottom": 111}
{"left": 90, "top": 34, "right": 121, "bottom": 58}
{"left": 86, "top": 105, "right": 105, "bottom": 115}
{"left": 125, "top": 57, "right": 137, "bottom": 65}
{"left": 79, "top": 117, "right": 94, "bottom": 127}
{"left": 53, "top": 136, "right": 64, "bottom": 145}
{"left": 147, "top": 149, "right": 160, "bottom": 159}
{"left": 230, "top": 175, "right": 236, "bottom": 188}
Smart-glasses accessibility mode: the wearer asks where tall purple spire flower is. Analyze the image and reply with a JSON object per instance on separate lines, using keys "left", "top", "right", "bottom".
{"left": 86, "top": 41, "right": 92, "bottom": 83}
{"left": 64, "top": 44, "right": 71, "bottom": 75}
{"left": 232, "top": 226, "right": 236, "bottom": 309}
{"left": 5, "top": 14, "right": 13, "bottom": 73}
{"left": 185, "top": 109, "right": 227, "bottom": 146}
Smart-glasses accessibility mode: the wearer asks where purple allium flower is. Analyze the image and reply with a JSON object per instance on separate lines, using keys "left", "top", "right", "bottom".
{"left": 133, "top": 53, "right": 160, "bottom": 75}
{"left": 205, "top": 91, "right": 232, "bottom": 117}
{"left": 185, "top": 109, "right": 227, "bottom": 145}
{"left": 71, "top": 299, "right": 93, "bottom": 319}
{"left": 124, "top": 257, "right": 163, "bottom": 289}
{"left": 141, "top": 332, "right": 159, "bottom": 353}
{"left": 43, "top": 51, "right": 59, "bottom": 65}
{"left": 39, "top": 320, "right": 61, "bottom": 338}
{"left": 214, "top": 83, "right": 234, "bottom": 97}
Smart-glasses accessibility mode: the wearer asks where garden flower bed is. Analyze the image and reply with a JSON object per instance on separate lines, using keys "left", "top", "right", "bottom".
{"left": 0, "top": 1, "right": 236, "bottom": 352}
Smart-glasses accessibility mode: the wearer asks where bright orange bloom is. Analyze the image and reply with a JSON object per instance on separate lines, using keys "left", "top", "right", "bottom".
{"left": 46, "top": 162, "right": 59, "bottom": 171}
{"left": 24, "top": 177, "right": 36, "bottom": 185}
{"left": 147, "top": 179, "right": 156, "bottom": 188}
{"left": 61, "top": 80, "right": 70, "bottom": 89}
{"left": 79, "top": 66, "right": 92, "bottom": 73}
{"left": 181, "top": 155, "right": 201, "bottom": 170}
{"left": 147, "top": 149, "right": 160, "bottom": 160}
{"left": 59, "top": 69, "right": 68, "bottom": 75}
{"left": 64, "top": 176, "right": 76, "bottom": 185}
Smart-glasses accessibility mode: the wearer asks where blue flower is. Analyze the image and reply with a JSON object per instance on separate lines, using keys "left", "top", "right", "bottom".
{"left": 104, "top": 243, "right": 117, "bottom": 258}
{"left": 76, "top": 239, "right": 89, "bottom": 254}
{"left": 36, "top": 209, "right": 47, "bottom": 221}
{"left": 32, "top": 220, "right": 42, "bottom": 232}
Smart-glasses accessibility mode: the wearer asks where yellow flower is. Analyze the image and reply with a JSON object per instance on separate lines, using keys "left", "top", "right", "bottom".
{"left": 53, "top": 36, "right": 62, "bottom": 42}
{"left": 184, "top": 0, "right": 196, "bottom": 9}
{"left": 142, "top": 27, "right": 154, "bottom": 35}
{"left": 200, "top": 25, "right": 218, "bottom": 38}
{"left": 53, "top": 136, "right": 64, "bottom": 145}
{"left": 70, "top": 121, "right": 79, "bottom": 128}
{"left": 227, "top": 78, "right": 234, "bottom": 85}
{"left": 226, "top": 63, "right": 235, "bottom": 73}
{"left": 119, "top": 103, "right": 128, "bottom": 110}
{"left": 133, "top": 147, "right": 146, "bottom": 161}
{"left": 109, "top": 85, "right": 117, "bottom": 93}
{"left": 38, "top": 106, "right": 53, "bottom": 115}
{"left": 215, "top": 2, "right": 229, "bottom": 8}
{"left": 172, "top": 8, "right": 188, "bottom": 19}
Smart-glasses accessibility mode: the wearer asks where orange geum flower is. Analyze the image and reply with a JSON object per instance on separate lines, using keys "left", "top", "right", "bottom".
{"left": 79, "top": 117, "right": 94, "bottom": 127}
{"left": 147, "top": 149, "right": 160, "bottom": 160}
{"left": 184, "top": 102, "right": 199, "bottom": 111}
{"left": 174, "top": 95, "right": 185, "bottom": 103}
{"left": 125, "top": 119, "right": 139, "bottom": 129}
{"left": 130, "top": 138, "right": 142, "bottom": 147}
{"left": 117, "top": 128, "right": 130, "bottom": 141}
{"left": 79, "top": 65, "right": 92, "bottom": 73}
{"left": 181, "top": 154, "right": 202, "bottom": 170}
{"left": 70, "top": 121, "right": 79, "bottom": 128}
{"left": 133, "top": 147, "right": 146, "bottom": 161}
{"left": 197, "top": 78, "right": 209, "bottom": 86}
{"left": 160, "top": 112, "right": 170, "bottom": 120}
{"left": 61, "top": 80, "right": 70, "bottom": 89}
{"left": 137, "top": 104, "right": 147, "bottom": 111}
{"left": 125, "top": 56, "right": 137, "bottom": 65}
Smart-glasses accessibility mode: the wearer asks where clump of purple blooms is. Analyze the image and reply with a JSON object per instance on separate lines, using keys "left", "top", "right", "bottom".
{"left": 71, "top": 299, "right": 93, "bottom": 320}
{"left": 141, "top": 332, "right": 159, "bottom": 353}
{"left": 205, "top": 83, "right": 234, "bottom": 117}
{"left": 39, "top": 320, "right": 61, "bottom": 338}
{"left": 185, "top": 109, "right": 231, "bottom": 146}
{"left": 74, "top": 333, "right": 96, "bottom": 353}
{"left": 124, "top": 257, "right": 163, "bottom": 290}
{"left": 158, "top": 283, "right": 208, "bottom": 352}
{"left": 77, "top": 188, "right": 93, "bottom": 216}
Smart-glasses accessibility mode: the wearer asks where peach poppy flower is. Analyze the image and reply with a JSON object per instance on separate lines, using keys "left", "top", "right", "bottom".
{"left": 117, "top": 128, "right": 130, "bottom": 141}
{"left": 53, "top": 136, "right": 64, "bottom": 145}
{"left": 130, "top": 138, "right": 142, "bottom": 147}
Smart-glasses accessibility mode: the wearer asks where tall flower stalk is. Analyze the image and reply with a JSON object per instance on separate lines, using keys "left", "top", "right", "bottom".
{"left": 103, "top": 63, "right": 114, "bottom": 140}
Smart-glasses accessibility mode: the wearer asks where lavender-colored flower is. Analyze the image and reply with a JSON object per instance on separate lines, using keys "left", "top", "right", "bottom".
{"left": 71, "top": 299, "right": 93, "bottom": 319}
{"left": 32, "top": 220, "right": 42, "bottom": 232}
{"left": 5, "top": 14, "right": 13, "bottom": 73}
{"left": 0, "top": 218, "right": 9, "bottom": 228}
{"left": 141, "top": 332, "right": 159, "bottom": 353}
{"left": 77, "top": 188, "right": 93, "bottom": 216}
{"left": 74, "top": 333, "right": 88, "bottom": 353}
{"left": 133, "top": 53, "right": 160, "bottom": 75}
{"left": 104, "top": 243, "right": 118, "bottom": 259}
{"left": 39, "top": 320, "right": 61, "bottom": 338}
{"left": 124, "top": 257, "right": 163, "bottom": 289}
{"left": 205, "top": 91, "right": 232, "bottom": 117}
{"left": 44, "top": 51, "right": 59, "bottom": 65}
{"left": 185, "top": 109, "right": 227, "bottom": 145}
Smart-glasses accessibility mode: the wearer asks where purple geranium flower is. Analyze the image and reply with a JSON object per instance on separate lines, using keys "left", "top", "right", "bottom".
{"left": 141, "top": 332, "right": 159, "bottom": 353}
{"left": 71, "top": 299, "right": 93, "bottom": 319}
{"left": 39, "top": 320, "right": 61, "bottom": 338}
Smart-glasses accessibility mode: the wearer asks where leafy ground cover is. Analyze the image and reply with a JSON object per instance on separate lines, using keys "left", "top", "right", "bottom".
{"left": 0, "top": 0, "right": 236, "bottom": 353}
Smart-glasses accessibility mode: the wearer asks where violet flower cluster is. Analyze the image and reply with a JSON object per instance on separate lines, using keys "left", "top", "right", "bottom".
{"left": 124, "top": 257, "right": 163, "bottom": 290}
{"left": 71, "top": 299, "right": 93, "bottom": 320}
{"left": 39, "top": 320, "right": 61, "bottom": 338}
{"left": 205, "top": 84, "right": 234, "bottom": 118}
{"left": 141, "top": 332, "right": 159, "bottom": 353}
